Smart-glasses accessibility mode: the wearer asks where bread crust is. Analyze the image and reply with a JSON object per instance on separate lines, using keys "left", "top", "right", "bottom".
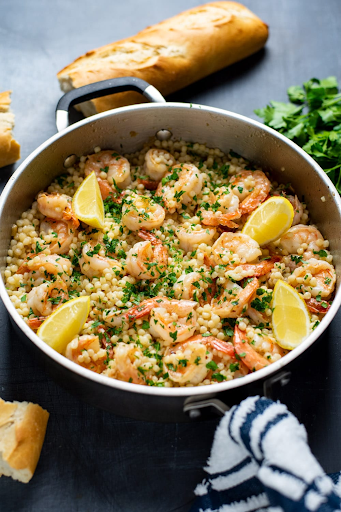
{"left": 0, "top": 91, "right": 21, "bottom": 168}
{"left": 0, "top": 398, "right": 49, "bottom": 483}
{"left": 57, "top": 1, "right": 268, "bottom": 115}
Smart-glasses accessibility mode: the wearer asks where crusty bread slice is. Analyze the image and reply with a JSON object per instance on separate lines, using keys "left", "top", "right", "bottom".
{"left": 0, "top": 398, "right": 49, "bottom": 483}
{"left": 0, "top": 91, "right": 21, "bottom": 168}
{"left": 57, "top": 1, "right": 268, "bottom": 116}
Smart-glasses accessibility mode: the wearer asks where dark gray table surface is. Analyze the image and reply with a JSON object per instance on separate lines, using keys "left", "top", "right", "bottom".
{"left": 1, "top": 1, "right": 341, "bottom": 511}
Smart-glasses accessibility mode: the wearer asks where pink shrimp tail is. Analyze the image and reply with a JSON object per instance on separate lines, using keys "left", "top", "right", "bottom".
{"left": 124, "top": 297, "right": 166, "bottom": 322}
{"left": 137, "top": 178, "right": 159, "bottom": 190}
{"left": 28, "top": 317, "right": 44, "bottom": 330}
{"left": 138, "top": 229, "right": 161, "bottom": 244}
{"left": 97, "top": 179, "right": 113, "bottom": 200}
{"left": 201, "top": 210, "right": 240, "bottom": 228}
{"left": 306, "top": 297, "right": 330, "bottom": 314}
{"left": 233, "top": 325, "right": 269, "bottom": 372}
{"left": 62, "top": 208, "right": 80, "bottom": 228}
{"left": 17, "top": 253, "right": 37, "bottom": 274}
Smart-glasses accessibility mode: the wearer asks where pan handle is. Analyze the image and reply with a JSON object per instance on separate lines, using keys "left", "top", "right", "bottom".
{"left": 55, "top": 77, "right": 166, "bottom": 132}
{"left": 183, "top": 371, "right": 291, "bottom": 420}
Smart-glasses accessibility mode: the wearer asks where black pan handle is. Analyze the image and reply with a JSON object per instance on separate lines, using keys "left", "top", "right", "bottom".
{"left": 55, "top": 77, "right": 166, "bottom": 132}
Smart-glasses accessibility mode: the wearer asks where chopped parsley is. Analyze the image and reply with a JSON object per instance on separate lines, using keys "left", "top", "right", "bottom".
{"left": 206, "top": 361, "right": 218, "bottom": 371}
{"left": 313, "top": 249, "right": 328, "bottom": 258}
{"left": 211, "top": 373, "right": 226, "bottom": 382}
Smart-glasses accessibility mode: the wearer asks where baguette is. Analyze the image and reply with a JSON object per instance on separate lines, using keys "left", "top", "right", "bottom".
{"left": 57, "top": 1, "right": 268, "bottom": 116}
{"left": 0, "top": 91, "right": 21, "bottom": 168}
{"left": 0, "top": 398, "right": 49, "bottom": 483}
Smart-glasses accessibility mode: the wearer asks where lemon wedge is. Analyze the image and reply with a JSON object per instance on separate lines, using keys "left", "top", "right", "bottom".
{"left": 72, "top": 171, "right": 104, "bottom": 229}
{"left": 242, "top": 196, "right": 294, "bottom": 245}
{"left": 272, "top": 280, "right": 310, "bottom": 350}
{"left": 37, "top": 296, "right": 90, "bottom": 353}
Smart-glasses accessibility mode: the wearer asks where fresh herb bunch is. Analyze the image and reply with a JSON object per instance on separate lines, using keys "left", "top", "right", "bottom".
{"left": 255, "top": 76, "right": 341, "bottom": 192}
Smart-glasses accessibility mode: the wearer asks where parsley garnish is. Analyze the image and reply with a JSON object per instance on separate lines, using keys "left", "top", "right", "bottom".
{"left": 255, "top": 76, "right": 341, "bottom": 193}
{"left": 291, "top": 255, "right": 303, "bottom": 264}
{"left": 229, "top": 362, "right": 240, "bottom": 372}
{"left": 211, "top": 373, "right": 226, "bottom": 382}
{"left": 313, "top": 249, "right": 328, "bottom": 258}
{"left": 206, "top": 361, "right": 218, "bottom": 371}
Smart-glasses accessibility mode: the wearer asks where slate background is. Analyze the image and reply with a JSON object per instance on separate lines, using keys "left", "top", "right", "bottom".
{"left": 1, "top": 1, "right": 341, "bottom": 511}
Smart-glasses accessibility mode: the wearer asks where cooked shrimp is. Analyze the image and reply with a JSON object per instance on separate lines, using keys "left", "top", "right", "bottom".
{"left": 105, "top": 297, "right": 197, "bottom": 341}
{"left": 288, "top": 258, "right": 336, "bottom": 298}
{"left": 288, "top": 195, "right": 304, "bottom": 226}
{"left": 37, "top": 192, "right": 79, "bottom": 227}
{"left": 164, "top": 335, "right": 238, "bottom": 385}
{"left": 27, "top": 278, "right": 68, "bottom": 317}
{"left": 198, "top": 186, "right": 241, "bottom": 227}
{"left": 65, "top": 335, "right": 107, "bottom": 373}
{"left": 233, "top": 325, "right": 270, "bottom": 372}
{"left": 149, "top": 299, "right": 198, "bottom": 344}
{"left": 126, "top": 230, "right": 168, "bottom": 280}
{"left": 173, "top": 272, "right": 203, "bottom": 301}
{"left": 176, "top": 224, "right": 216, "bottom": 253}
{"left": 224, "top": 256, "right": 281, "bottom": 282}
{"left": 229, "top": 171, "right": 271, "bottom": 214}
{"left": 143, "top": 148, "right": 176, "bottom": 181}
{"left": 40, "top": 218, "right": 77, "bottom": 254}
{"left": 79, "top": 241, "right": 122, "bottom": 279}
{"left": 156, "top": 163, "right": 203, "bottom": 213}
{"left": 305, "top": 297, "right": 331, "bottom": 315}
{"left": 110, "top": 344, "right": 146, "bottom": 385}
{"left": 122, "top": 192, "right": 165, "bottom": 231}
{"left": 200, "top": 212, "right": 240, "bottom": 229}
{"left": 84, "top": 150, "right": 131, "bottom": 192}
{"left": 103, "top": 297, "right": 160, "bottom": 328}
{"left": 212, "top": 232, "right": 262, "bottom": 266}
{"left": 212, "top": 277, "right": 259, "bottom": 318}
{"left": 278, "top": 224, "right": 324, "bottom": 259}
{"left": 17, "top": 252, "right": 72, "bottom": 284}
{"left": 137, "top": 178, "right": 159, "bottom": 190}
{"left": 246, "top": 305, "right": 269, "bottom": 326}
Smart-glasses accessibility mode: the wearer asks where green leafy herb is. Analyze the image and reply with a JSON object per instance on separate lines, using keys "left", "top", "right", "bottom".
{"left": 291, "top": 255, "right": 303, "bottom": 264}
{"left": 251, "top": 290, "right": 272, "bottom": 312}
{"left": 179, "top": 359, "right": 188, "bottom": 367}
{"left": 255, "top": 76, "right": 341, "bottom": 193}
{"left": 211, "top": 373, "right": 226, "bottom": 382}
{"left": 206, "top": 361, "right": 218, "bottom": 371}
{"left": 313, "top": 249, "right": 328, "bottom": 258}
{"left": 229, "top": 362, "right": 240, "bottom": 372}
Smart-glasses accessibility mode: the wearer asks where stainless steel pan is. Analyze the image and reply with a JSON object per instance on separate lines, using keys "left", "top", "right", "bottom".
{"left": 1, "top": 77, "right": 340, "bottom": 421}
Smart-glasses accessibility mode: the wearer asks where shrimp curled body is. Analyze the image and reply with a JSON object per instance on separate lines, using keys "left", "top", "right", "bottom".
{"left": 156, "top": 163, "right": 203, "bottom": 213}
{"left": 164, "top": 335, "right": 237, "bottom": 385}
{"left": 65, "top": 335, "right": 107, "bottom": 373}
{"left": 143, "top": 148, "right": 176, "bottom": 181}
{"left": 126, "top": 230, "right": 168, "bottom": 280}
{"left": 229, "top": 170, "right": 271, "bottom": 214}
{"left": 84, "top": 150, "right": 131, "bottom": 195}
{"left": 40, "top": 218, "right": 77, "bottom": 254}
{"left": 122, "top": 193, "right": 165, "bottom": 231}
{"left": 37, "top": 192, "right": 79, "bottom": 227}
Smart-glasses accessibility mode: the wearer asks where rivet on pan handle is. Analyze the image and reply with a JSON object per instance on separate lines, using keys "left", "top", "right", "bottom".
{"left": 55, "top": 77, "right": 166, "bottom": 133}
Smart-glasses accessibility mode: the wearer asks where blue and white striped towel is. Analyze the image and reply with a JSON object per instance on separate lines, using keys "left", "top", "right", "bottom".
{"left": 191, "top": 396, "right": 341, "bottom": 512}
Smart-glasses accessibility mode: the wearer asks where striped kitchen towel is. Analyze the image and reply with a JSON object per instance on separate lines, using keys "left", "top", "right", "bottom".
{"left": 191, "top": 396, "right": 341, "bottom": 512}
